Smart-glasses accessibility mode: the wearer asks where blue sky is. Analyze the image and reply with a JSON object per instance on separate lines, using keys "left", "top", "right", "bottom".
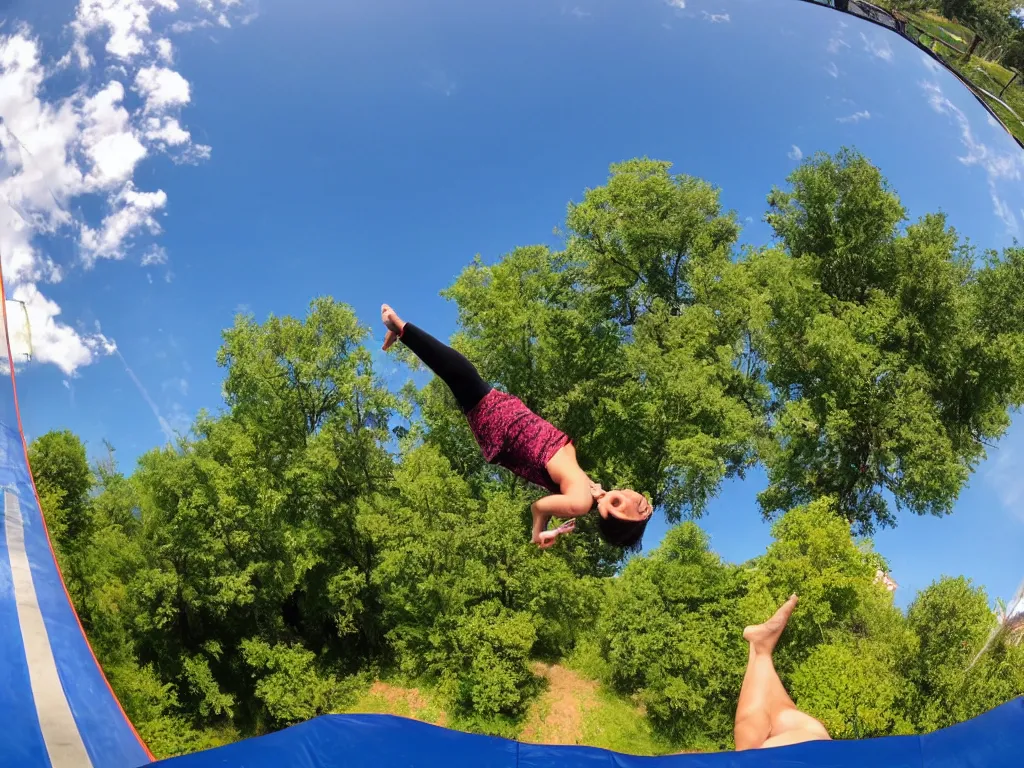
{"left": 1, "top": 0, "right": 1022, "bottom": 611}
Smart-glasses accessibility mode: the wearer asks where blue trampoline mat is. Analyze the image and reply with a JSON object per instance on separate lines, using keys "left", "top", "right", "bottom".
{"left": 152, "top": 696, "right": 1023, "bottom": 767}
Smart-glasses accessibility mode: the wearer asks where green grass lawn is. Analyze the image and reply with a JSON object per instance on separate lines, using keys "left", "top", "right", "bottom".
{"left": 341, "top": 660, "right": 685, "bottom": 756}
{"left": 910, "top": 11, "right": 975, "bottom": 49}
{"left": 904, "top": 12, "right": 1024, "bottom": 146}
{"left": 576, "top": 687, "right": 675, "bottom": 756}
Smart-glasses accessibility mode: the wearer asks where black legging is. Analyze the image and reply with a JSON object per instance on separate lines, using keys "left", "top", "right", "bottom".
{"left": 400, "top": 323, "right": 492, "bottom": 412}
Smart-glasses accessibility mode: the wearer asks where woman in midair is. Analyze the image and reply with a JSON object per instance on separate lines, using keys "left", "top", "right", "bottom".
{"left": 381, "top": 304, "right": 652, "bottom": 550}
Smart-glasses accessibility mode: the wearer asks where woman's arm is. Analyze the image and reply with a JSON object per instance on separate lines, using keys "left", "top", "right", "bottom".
{"left": 532, "top": 492, "right": 592, "bottom": 519}
{"left": 530, "top": 492, "right": 591, "bottom": 547}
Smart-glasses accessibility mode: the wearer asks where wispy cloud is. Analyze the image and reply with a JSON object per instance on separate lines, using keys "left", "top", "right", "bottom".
{"left": 826, "top": 61, "right": 839, "bottom": 78}
{"left": 567, "top": 6, "right": 591, "bottom": 18}
{"left": 837, "top": 109, "right": 871, "bottom": 123}
{"left": 788, "top": 144, "right": 803, "bottom": 161}
{"left": 862, "top": 31, "right": 893, "bottom": 62}
{"left": 142, "top": 245, "right": 167, "bottom": 266}
{"left": 991, "top": 194, "right": 1019, "bottom": 236}
{"left": 921, "top": 79, "right": 1024, "bottom": 236}
{"left": 920, "top": 52, "right": 942, "bottom": 73}
{"left": 666, "top": 0, "right": 686, "bottom": 8}
{"left": 827, "top": 36, "right": 850, "bottom": 54}
{"left": 113, "top": 347, "right": 176, "bottom": 442}
{"left": 702, "top": 11, "right": 730, "bottom": 23}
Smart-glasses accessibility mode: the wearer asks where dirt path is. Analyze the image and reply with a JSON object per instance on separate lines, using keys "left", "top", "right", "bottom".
{"left": 519, "top": 663, "right": 600, "bottom": 745}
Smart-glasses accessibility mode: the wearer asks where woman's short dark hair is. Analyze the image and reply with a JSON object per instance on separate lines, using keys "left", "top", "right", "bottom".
{"left": 595, "top": 511, "right": 649, "bottom": 551}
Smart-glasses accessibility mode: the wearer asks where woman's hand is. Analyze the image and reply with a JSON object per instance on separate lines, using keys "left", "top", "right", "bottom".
{"left": 535, "top": 519, "right": 575, "bottom": 549}
{"left": 589, "top": 480, "right": 605, "bottom": 500}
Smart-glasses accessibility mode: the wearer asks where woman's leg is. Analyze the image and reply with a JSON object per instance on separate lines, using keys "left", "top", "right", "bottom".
{"left": 382, "top": 304, "right": 492, "bottom": 412}
{"left": 734, "top": 595, "right": 830, "bottom": 750}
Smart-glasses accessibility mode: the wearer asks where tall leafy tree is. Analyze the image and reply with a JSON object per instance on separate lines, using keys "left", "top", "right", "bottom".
{"left": 906, "top": 576, "right": 1024, "bottom": 731}
{"left": 442, "top": 161, "right": 765, "bottom": 536}
{"left": 598, "top": 523, "right": 748, "bottom": 748}
{"left": 29, "top": 429, "right": 94, "bottom": 553}
{"left": 753, "top": 150, "right": 1024, "bottom": 533}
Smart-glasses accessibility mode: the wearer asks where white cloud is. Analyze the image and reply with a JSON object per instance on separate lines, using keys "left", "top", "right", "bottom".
{"left": 68, "top": 0, "right": 183, "bottom": 66}
{"left": 155, "top": 36, "right": 173, "bottom": 62}
{"left": 827, "top": 36, "right": 850, "bottom": 54}
{"left": 13, "top": 283, "right": 116, "bottom": 375}
{"left": 920, "top": 52, "right": 941, "bottom": 73}
{"left": 921, "top": 80, "right": 1024, "bottom": 235}
{"left": 826, "top": 61, "right": 839, "bottom": 78}
{"left": 141, "top": 244, "right": 166, "bottom": 265}
{"left": 144, "top": 115, "right": 190, "bottom": 146}
{"left": 837, "top": 109, "right": 871, "bottom": 123}
{"left": 168, "top": 19, "right": 212, "bottom": 33}
{"left": 991, "top": 193, "right": 1018, "bottom": 236}
{"left": 81, "top": 81, "right": 148, "bottom": 186}
{"left": 788, "top": 144, "right": 803, "bottom": 161}
{"left": 0, "top": 32, "right": 111, "bottom": 374}
{"left": 0, "top": 37, "right": 82, "bottom": 241}
{"left": 80, "top": 182, "right": 167, "bottom": 263}
{"left": 217, "top": 13, "right": 231, "bottom": 27}
{"left": 702, "top": 11, "right": 730, "bottom": 23}
{"left": 0, "top": 0, "right": 248, "bottom": 375}
{"left": 861, "top": 31, "right": 893, "bottom": 62}
{"left": 666, "top": 0, "right": 685, "bottom": 8}
{"left": 134, "top": 65, "right": 190, "bottom": 112}
{"left": 569, "top": 6, "right": 591, "bottom": 18}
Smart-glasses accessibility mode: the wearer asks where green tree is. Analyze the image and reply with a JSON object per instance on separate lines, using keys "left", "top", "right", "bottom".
{"left": 124, "top": 298, "right": 400, "bottom": 730}
{"left": 29, "top": 430, "right": 94, "bottom": 554}
{"left": 941, "top": 0, "right": 974, "bottom": 22}
{"left": 906, "top": 576, "right": 1024, "bottom": 731}
{"left": 365, "top": 444, "right": 597, "bottom": 729}
{"left": 441, "top": 161, "right": 765, "bottom": 538}
{"left": 1005, "top": 32, "right": 1024, "bottom": 70}
{"left": 753, "top": 150, "right": 1024, "bottom": 533}
{"left": 790, "top": 637, "right": 915, "bottom": 738}
{"left": 27, "top": 154, "right": 1024, "bottom": 757}
{"left": 598, "top": 523, "right": 748, "bottom": 748}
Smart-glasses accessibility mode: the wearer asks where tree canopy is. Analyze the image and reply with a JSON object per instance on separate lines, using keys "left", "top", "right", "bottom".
{"left": 26, "top": 149, "right": 1024, "bottom": 758}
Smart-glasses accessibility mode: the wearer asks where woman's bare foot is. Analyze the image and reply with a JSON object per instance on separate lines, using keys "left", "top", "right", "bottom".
{"left": 381, "top": 304, "right": 406, "bottom": 351}
{"left": 743, "top": 595, "right": 798, "bottom": 655}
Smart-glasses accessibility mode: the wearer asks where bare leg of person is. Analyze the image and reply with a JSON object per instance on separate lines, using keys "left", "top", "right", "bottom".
{"left": 734, "top": 595, "right": 831, "bottom": 750}
{"left": 380, "top": 304, "right": 492, "bottom": 412}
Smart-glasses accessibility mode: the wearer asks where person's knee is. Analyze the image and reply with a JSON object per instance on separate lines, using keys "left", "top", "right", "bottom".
{"left": 773, "top": 707, "right": 830, "bottom": 739}
{"left": 733, "top": 713, "right": 770, "bottom": 751}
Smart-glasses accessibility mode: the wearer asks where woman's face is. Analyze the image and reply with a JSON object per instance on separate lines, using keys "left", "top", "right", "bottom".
{"left": 597, "top": 489, "right": 652, "bottom": 522}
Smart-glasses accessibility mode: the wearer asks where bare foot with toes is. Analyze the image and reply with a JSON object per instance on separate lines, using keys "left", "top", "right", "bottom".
{"left": 743, "top": 594, "right": 798, "bottom": 655}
